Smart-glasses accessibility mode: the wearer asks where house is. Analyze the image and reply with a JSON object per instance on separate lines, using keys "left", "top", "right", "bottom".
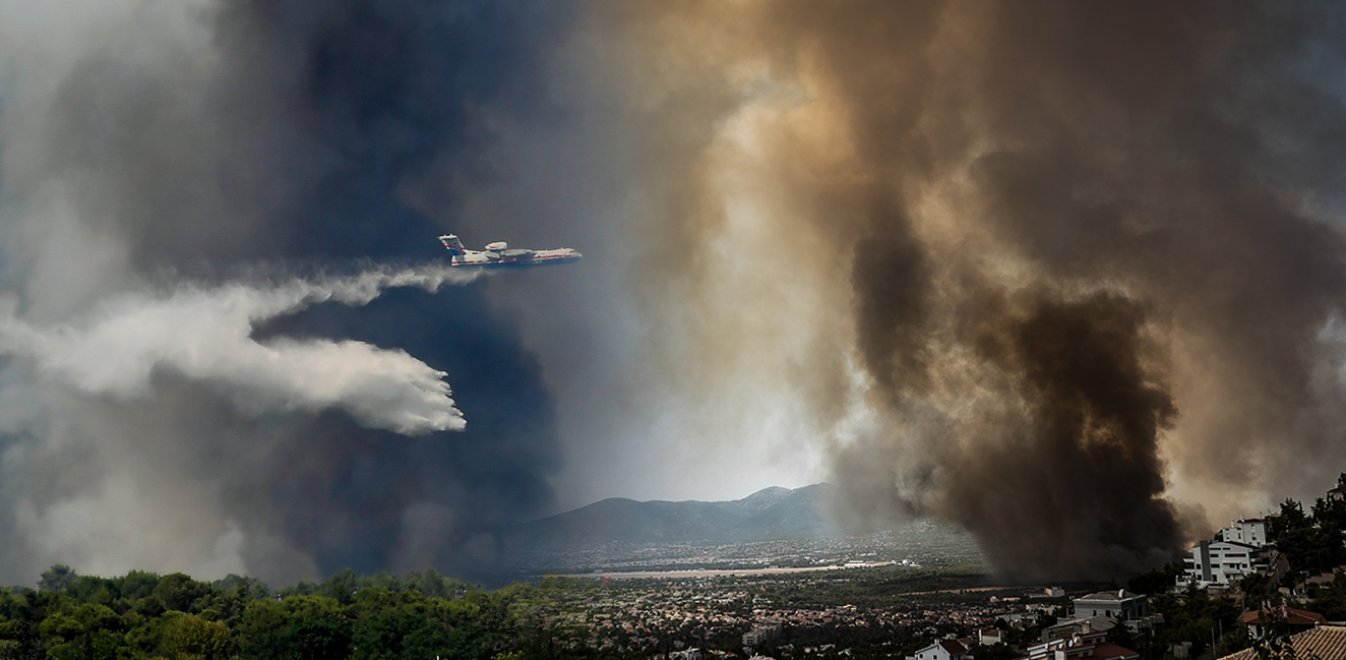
{"left": 1237, "top": 606, "right": 1326, "bottom": 640}
{"left": 1043, "top": 615, "right": 1115, "bottom": 643}
{"left": 1218, "top": 625, "right": 1346, "bottom": 660}
{"left": 1179, "top": 540, "right": 1286, "bottom": 589}
{"left": 1030, "top": 586, "right": 1066, "bottom": 599}
{"left": 1073, "top": 590, "right": 1149, "bottom": 622}
{"left": 1026, "top": 636, "right": 1139, "bottom": 660}
{"left": 978, "top": 627, "right": 1004, "bottom": 645}
{"left": 1027, "top": 638, "right": 1070, "bottom": 660}
{"left": 906, "top": 638, "right": 970, "bottom": 660}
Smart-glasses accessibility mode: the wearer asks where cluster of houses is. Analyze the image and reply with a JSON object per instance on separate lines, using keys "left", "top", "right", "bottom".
{"left": 904, "top": 581, "right": 1344, "bottom": 660}
{"left": 906, "top": 589, "right": 1153, "bottom": 660}
{"left": 816, "top": 482, "right": 1346, "bottom": 660}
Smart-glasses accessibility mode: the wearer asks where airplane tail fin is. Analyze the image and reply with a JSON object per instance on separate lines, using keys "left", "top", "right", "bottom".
{"left": 438, "top": 234, "right": 465, "bottom": 255}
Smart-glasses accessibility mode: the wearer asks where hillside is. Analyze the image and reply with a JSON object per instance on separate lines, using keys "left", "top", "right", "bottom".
{"left": 502, "top": 483, "right": 839, "bottom": 548}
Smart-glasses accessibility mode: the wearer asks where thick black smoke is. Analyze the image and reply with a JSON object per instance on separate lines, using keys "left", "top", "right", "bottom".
{"left": 603, "top": 1, "right": 1346, "bottom": 579}
{"left": 950, "top": 293, "right": 1180, "bottom": 577}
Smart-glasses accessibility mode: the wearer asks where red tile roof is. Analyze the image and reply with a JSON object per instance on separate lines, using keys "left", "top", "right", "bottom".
{"left": 1087, "top": 643, "right": 1140, "bottom": 659}
{"left": 1220, "top": 625, "right": 1346, "bottom": 660}
{"left": 1238, "top": 607, "right": 1327, "bottom": 627}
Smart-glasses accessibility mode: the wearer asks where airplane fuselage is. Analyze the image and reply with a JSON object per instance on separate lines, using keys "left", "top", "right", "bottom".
{"left": 438, "top": 234, "right": 581, "bottom": 268}
{"left": 447, "top": 248, "right": 583, "bottom": 268}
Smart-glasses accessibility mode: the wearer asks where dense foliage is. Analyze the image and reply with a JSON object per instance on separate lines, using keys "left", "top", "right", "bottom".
{"left": 0, "top": 568, "right": 613, "bottom": 660}
{"left": 1269, "top": 489, "right": 1346, "bottom": 583}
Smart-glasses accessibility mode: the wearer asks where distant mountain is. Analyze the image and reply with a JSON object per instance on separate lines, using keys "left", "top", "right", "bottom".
{"left": 503, "top": 483, "right": 840, "bottom": 549}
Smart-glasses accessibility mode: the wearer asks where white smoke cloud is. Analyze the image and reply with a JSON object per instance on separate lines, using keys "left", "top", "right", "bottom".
{"left": 0, "top": 265, "right": 480, "bottom": 435}
{"left": 0, "top": 0, "right": 583, "bottom": 584}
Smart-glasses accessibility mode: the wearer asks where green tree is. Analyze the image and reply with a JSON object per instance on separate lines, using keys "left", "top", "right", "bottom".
{"left": 1150, "top": 582, "right": 1238, "bottom": 658}
{"left": 38, "top": 566, "right": 78, "bottom": 594}
{"left": 213, "top": 574, "right": 269, "bottom": 600}
{"left": 1270, "top": 499, "right": 1318, "bottom": 583}
{"left": 160, "top": 612, "right": 233, "bottom": 660}
{"left": 237, "top": 595, "right": 350, "bottom": 660}
{"left": 1311, "top": 495, "right": 1346, "bottom": 565}
{"left": 125, "top": 613, "right": 169, "bottom": 658}
{"left": 154, "top": 573, "right": 211, "bottom": 614}
{"left": 117, "top": 571, "right": 162, "bottom": 602}
{"left": 38, "top": 603, "right": 126, "bottom": 660}
{"left": 1127, "top": 560, "right": 1183, "bottom": 595}
{"left": 1214, "top": 624, "right": 1253, "bottom": 657}
{"left": 0, "top": 588, "right": 43, "bottom": 659}
{"left": 1241, "top": 571, "right": 1279, "bottom": 604}
{"left": 236, "top": 598, "right": 288, "bottom": 658}
{"left": 1307, "top": 571, "right": 1346, "bottom": 620}
{"left": 322, "top": 569, "right": 357, "bottom": 606}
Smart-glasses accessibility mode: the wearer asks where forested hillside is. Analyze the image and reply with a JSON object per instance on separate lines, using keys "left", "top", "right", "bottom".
{"left": 0, "top": 567, "right": 602, "bottom": 660}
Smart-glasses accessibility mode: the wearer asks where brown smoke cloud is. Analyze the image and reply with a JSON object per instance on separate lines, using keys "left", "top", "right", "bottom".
{"left": 598, "top": 1, "right": 1346, "bottom": 579}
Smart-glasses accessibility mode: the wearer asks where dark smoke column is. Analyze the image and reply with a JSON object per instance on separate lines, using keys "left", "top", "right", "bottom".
{"left": 601, "top": 0, "right": 1346, "bottom": 580}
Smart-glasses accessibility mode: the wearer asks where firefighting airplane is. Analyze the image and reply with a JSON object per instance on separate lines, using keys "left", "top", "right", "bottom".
{"left": 438, "top": 234, "right": 582, "bottom": 268}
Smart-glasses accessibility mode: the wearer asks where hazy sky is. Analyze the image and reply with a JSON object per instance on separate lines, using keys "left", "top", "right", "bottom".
{"left": 2, "top": 0, "right": 1346, "bottom": 583}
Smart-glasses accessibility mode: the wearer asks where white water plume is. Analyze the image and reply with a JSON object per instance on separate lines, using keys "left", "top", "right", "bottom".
{"left": 0, "top": 265, "right": 481, "bottom": 435}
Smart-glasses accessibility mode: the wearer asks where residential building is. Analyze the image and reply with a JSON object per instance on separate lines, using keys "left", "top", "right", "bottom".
{"left": 1027, "top": 636, "right": 1139, "bottom": 660}
{"left": 978, "top": 627, "right": 1004, "bottom": 645}
{"left": 1218, "top": 518, "right": 1270, "bottom": 547}
{"left": 1026, "top": 638, "right": 1069, "bottom": 660}
{"left": 1073, "top": 590, "right": 1148, "bottom": 622}
{"left": 906, "top": 638, "right": 970, "bottom": 660}
{"left": 1043, "top": 615, "right": 1115, "bottom": 643}
{"left": 1179, "top": 540, "right": 1286, "bottom": 589}
{"left": 1237, "top": 606, "right": 1326, "bottom": 640}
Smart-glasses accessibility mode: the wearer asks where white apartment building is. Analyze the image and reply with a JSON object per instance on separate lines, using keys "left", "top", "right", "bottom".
{"left": 1180, "top": 540, "right": 1283, "bottom": 589}
{"left": 1218, "top": 518, "right": 1270, "bottom": 547}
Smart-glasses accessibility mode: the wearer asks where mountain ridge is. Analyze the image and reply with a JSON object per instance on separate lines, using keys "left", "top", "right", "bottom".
{"left": 504, "top": 483, "right": 839, "bottom": 548}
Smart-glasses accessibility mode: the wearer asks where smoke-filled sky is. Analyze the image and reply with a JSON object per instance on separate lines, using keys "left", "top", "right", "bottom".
{"left": 2, "top": 0, "right": 1346, "bottom": 584}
